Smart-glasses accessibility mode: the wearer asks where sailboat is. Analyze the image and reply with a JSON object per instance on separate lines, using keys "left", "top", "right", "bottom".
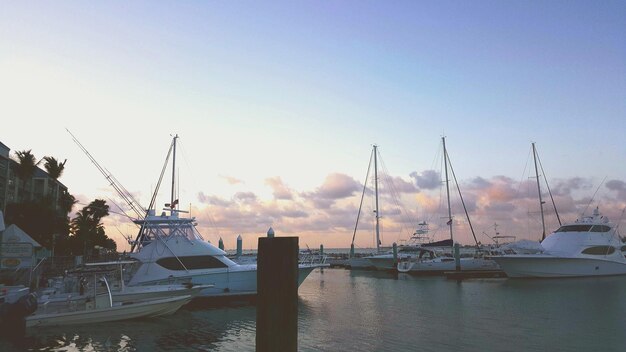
{"left": 71, "top": 133, "right": 327, "bottom": 298}
{"left": 347, "top": 145, "right": 386, "bottom": 269}
{"left": 397, "top": 137, "right": 499, "bottom": 274}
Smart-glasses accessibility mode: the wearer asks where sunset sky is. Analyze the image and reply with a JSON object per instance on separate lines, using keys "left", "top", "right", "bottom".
{"left": 1, "top": 1, "right": 625, "bottom": 251}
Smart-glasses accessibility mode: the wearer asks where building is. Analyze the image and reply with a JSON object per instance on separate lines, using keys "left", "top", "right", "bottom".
{"left": 0, "top": 141, "right": 68, "bottom": 212}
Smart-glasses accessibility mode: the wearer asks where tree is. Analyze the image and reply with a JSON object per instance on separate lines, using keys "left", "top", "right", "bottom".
{"left": 13, "top": 150, "right": 39, "bottom": 202}
{"left": 68, "top": 199, "right": 117, "bottom": 255}
{"left": 43, "top": 156, "right": 66, "bottom": 199}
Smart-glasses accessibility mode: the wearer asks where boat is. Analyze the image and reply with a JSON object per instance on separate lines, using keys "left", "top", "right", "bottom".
{"left": 38, "top": 261, "right": 212, "bottom": 305}
{"left": 366, "top": 222, "right": 437, "bottom": 271}
{"left": 397, "top": 137, "right": 499, "bottom": 274}
{"left": 26, "top": 276, "right": 192, "bottom": 328}
{"left": 71, "top": 134, "right": 327, "bottom": 297}
{"left": 491, "top": 207, "right": 626, "bottom": 278}
{"left": 347, "top": 145, "right": 382, "bottom": 269}
{"left": 348, "top": 145, "right": 412, "bottom": 269}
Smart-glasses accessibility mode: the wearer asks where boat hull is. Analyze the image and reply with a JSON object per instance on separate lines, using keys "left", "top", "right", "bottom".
{"left": 132, "top": 265, "right": 326, "bottom": 297}
{"left": 397, "top": 258, "right": 499, "bottom": 274}
{"left": 491, "top": 255, "right": 626, "bottom": 278}
{"left": 26, "top": 295, "right": 191, "bottom": 328}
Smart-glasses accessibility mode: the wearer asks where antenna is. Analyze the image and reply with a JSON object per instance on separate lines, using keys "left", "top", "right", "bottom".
{"left": 67, "top": 129, "right": 146, "bottom": 218}
{"left": 582, "top": 176, "right": 607, "bottom": 216}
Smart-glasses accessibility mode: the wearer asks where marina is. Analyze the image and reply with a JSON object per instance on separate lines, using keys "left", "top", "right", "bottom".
{"left": 2, "top": 2, "right": 625, "bottom": 351}
{"left": 2, "top": 268, "right": 626, "bottom": 351}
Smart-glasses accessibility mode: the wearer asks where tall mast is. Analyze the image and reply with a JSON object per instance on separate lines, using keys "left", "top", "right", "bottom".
{"left": 443, "top": 137, "right": 453, "bottom": 243}
{"left": 532, "top": 142, "right": 546, "bottom": 241}
{"left": 374, "top": 145, "right": 381, "bottom": 252}
{"left": 171, "top": 134, "right": 178, "bottom": 210}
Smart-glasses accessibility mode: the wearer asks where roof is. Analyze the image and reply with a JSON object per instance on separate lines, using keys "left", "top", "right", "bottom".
{"left": 0, "top": 224, "right": 42, "bottom": 247}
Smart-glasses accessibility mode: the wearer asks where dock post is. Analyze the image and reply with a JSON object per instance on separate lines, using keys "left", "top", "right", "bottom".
{"left": 320, "top": 244, "right": 324, "bottom": 256}
{"left": 256, "top": 236, "right": 299, "bottom": 352}
{"left": 392, "top": 242, "right": 398, "bottom": 265}
{"left": 236, "top": 235, "right": 243, "bottom": 257}
{"left": 454, "top": 243, "right": 461, "bottom": 271}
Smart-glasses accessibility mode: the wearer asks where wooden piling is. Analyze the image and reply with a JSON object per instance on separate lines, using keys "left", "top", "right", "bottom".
{"left": 256, "top": 236, "right": 299, "bottom": 352}
{"left": 454, "top": 243, "right": 461, "bottom": 271}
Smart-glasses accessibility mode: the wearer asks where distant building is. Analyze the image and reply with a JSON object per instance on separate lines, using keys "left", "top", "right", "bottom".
{"left": 0, "top": 141, "right": 68, "bottom": 212}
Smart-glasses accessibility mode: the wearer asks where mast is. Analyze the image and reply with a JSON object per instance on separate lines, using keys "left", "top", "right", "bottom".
{"left": 170, "top": 134, "right": 178, "bottom": 210}
{"left": 374, "top": 145, "right": 381, "bottom": 252}
{"left": 443, "top": 137, "right": 453, "bottom": 243}
{"left": 532, "top": 142, "right": 547, "bottom": 241}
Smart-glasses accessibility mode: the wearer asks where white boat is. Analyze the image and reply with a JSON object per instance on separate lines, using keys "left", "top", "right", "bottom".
{"left": 397, "top": 137, "right": 498, "bottom": 274}
{"left": 348, "top": 145, "right": 410, "bottom": 270}
{"left": 491, "top": 207, "right": 626, "bottom": 278}
{"left": 397, "top": 251, "right": 499, "bottom": 273}
{"left": 81, "top": 135, "right": 327, "bottom": 297}
{"left": 367, "top": 223, "right": 448, "bottom": 271}
{"left": 27, "top": 293, "right": 192, "bottom": 328}
{"left": 38, "top": 262, "right": 212, "bottom": 305}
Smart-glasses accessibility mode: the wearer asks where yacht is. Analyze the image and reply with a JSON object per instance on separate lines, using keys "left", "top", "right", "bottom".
{"left": 71, "top": 133, "right": 327, "bottom": 298}
{"left": 491, "top": 208, "right": 626, "bottom": 278}
{"left": 126, "top": 209, "right": 326, "bottom": 296}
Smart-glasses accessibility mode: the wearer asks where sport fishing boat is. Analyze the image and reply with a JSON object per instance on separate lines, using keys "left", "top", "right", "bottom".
{"left": 126, "top": 208, "right": 326, "bottom": 296}
{"left": 26, "top": 276, "right": 192, "bottom": 328}
{"left": 491, "top": 207, "right": 626, "bottom": 278}
{"left": 70, "top": 133, "right": 327, "bottom": 297}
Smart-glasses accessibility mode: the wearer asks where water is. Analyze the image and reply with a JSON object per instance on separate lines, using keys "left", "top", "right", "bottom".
{"left": 2, "top": 269, "right": 626, "bottom": 351}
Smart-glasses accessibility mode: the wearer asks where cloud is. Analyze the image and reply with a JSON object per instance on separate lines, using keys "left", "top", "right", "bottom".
{"left": 606, "top": 179, "right": 626, "bottom": 201}
{"left": 220, "top": 175, "right": 243, "bottom": 185}
{"left": 381, "top": 175, "right": 418, "bottom": 193}
{"left": 410, "top": 170, "right": 440, "bottom": 190}
{"left": 265, "top": 176, "right": 293, "bottom": 200}
{"left": 552, "top": 177, "right": 592, "bottom": 196}
{"left": 234, "top": 192, "right": 257, "bottom": 203}
{"left": 304, "top": 173, "right": 360, "bottom": 208}
{"left": 197, "top": 192, "right": 232, "bottom": 207}
{"left": 117, "top": 173, "right": 626, "bottom": 250}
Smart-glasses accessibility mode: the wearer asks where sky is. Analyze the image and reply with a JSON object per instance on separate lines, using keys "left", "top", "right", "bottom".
{"left": 1, "top": 1, "right": 625, "bottom": 251}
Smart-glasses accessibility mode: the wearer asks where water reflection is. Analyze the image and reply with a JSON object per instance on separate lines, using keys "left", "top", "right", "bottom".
{"left": 2, "top": 270, "right": 626, "bottom": 351}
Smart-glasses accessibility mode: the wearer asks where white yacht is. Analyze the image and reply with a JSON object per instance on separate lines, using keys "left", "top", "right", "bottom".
{"left": 71, "top": 133, "right": 327, "bottom": 298}
{"left": 126, "top": 209, "right": 325, "bottom": 296}
{"left": 491, "top": 208, "right": 626, "bottom": 278}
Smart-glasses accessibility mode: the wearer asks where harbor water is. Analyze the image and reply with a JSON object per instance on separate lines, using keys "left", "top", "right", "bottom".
{"left": 2, "top": 268, "right": 625, "bottom": 351}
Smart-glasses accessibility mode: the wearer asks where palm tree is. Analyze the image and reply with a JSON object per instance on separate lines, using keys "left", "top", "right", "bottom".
{"left": 13, "top": 150, "right": 39, "bottom": 202}
{"left": 43, "top": 156, "right": 67, "bottom": 207}
{"left": 69, "top": 199, "right": 114, "bottom": 255}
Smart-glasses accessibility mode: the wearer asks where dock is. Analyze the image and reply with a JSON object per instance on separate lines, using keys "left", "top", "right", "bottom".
{"left": 444, "top": 270, "right": 507, "bottom": 280}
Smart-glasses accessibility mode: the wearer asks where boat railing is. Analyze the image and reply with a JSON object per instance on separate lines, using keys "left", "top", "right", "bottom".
{"left": 299, "top": 253, "right": 328, "bottom": 266}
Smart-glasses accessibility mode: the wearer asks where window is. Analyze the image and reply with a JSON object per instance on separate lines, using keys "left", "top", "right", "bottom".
{"left": 590, "top": 225, "right": 611, "bottom": 232}
{"left": 555, "top": 225, "right": 592, "bottom": 233}
{"left": 156, "top": 255, "right": 229, "bottom": 270}
{"left": 581, "top": 246, "right": 615, "bottom": 255}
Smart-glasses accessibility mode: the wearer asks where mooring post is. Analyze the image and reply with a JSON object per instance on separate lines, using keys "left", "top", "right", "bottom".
{"left": 454, "top": 242, "right": 461, "bottom": 271}
{"left": 236, "top": 235, "right": 243, "bottom": 257}
{"left": 392, "top": 242, "right": 398, "bottom": 266}
{"left": 256, "top": 235, "right": 298, "bottom": 352}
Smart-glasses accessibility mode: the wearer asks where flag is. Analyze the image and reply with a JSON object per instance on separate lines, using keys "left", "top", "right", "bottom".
{"left": 446, "top": 219, "right": 453, "bottom": 225}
